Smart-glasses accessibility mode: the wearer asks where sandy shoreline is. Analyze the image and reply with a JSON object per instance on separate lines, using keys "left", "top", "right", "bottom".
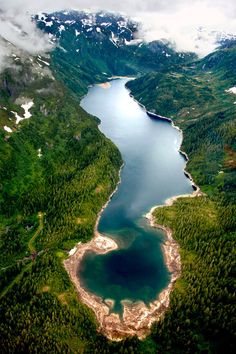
{"left": 64, "top": 217, "right": 182, "bottom": 340}
{"left": 98, "top": 82, "right": 111, "bottom": 89}
{"left": 63, "top": 157, "right": 187, "bottom": 340}
{"left": 64, "top": 79, "right": 203, "bottom": 341}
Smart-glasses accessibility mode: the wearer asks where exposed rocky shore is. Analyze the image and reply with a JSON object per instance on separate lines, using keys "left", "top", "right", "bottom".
{"left": 64, "top": 79, "right": 203, "bottom": 340}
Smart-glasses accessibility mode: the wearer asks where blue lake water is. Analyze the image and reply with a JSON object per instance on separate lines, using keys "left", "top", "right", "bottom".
{"left": 79, "top": 78, "right": 193, "bottom": 313}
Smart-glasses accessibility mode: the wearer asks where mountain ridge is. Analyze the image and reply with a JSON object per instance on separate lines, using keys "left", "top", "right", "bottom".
{"left": 0, "top": 10, "right": 235, "bottom": 354}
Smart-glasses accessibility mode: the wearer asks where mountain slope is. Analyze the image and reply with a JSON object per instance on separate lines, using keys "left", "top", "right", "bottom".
{"left": 0, "top": 47, "right": 126, "bottom": 352}
{"left": 127, "top": 46, "right": 236, "bottom": 197}
{"left": 36, "top": 11, "right": 196, "bottom": 98}
{"left": 0, "top": 10, "right": 235, "bottom": 354}
{"left": 127, "top": 45, "right": 236, "bottom": 352}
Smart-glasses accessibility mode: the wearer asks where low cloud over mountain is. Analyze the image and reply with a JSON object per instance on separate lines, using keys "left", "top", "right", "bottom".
{"left": 0, "top": 0, "right": 236, "bottom": 70}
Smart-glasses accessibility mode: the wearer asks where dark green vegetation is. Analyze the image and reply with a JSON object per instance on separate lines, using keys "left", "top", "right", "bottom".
{"left": 127, "top": 44, "right": 236, "bottom": 352}
{"left": 36, "top": 11, "right": 195, "bottom": 98}
{"left": 152, "top": 197, "right": 236, "bottom": 353}
{"left": 0, "top": 11, "right": 235, "bottom": 354}
{"left": 126, "top": 46, "right": 236, "bottom": 199}
{"left": 51, "top": 39, "right": 195, "bottom": 100}
{"left": 0, "top": 56, "right": 127, "bottom": 352}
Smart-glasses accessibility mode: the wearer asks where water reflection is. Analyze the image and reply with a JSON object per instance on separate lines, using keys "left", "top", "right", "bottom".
{"left": 79, "top": 79, "right": 193, "bottom": 312}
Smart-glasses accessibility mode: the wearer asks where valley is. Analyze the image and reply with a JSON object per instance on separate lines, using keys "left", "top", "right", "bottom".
{"left": 65, "top": 78, "right": 193, "bottom": 339}
{"left": 0, "top": 9, "right": 235, "bottom": 354}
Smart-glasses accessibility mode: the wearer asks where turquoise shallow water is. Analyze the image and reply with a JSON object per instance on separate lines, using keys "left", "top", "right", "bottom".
{"left": 79, "top": 78, "right": 193, "bottom": 313}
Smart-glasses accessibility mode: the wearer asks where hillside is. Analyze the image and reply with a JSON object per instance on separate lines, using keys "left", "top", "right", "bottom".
{"left": 36, "top": 11, "right": 196, "bottom": 98}
{"left": 0, "top": 46, "right": 125, "bottom": 352}
{"left": 126, "top": 46, "right": 236, "bottom": 197}
{"left": 0, "top": 10, "right": 235, "bottom": 354}
{"left": 127, "top": 45, "right": 236, "bottom": 352}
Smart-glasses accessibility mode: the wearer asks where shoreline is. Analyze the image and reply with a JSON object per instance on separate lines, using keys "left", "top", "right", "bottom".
{"left": 126, "top": 82, "right": 200, "bottom": 193}
{"left": 64, "top": 210, "right": 182, "bottom": 341}
{"left": 98, "top": 82, "right": 111, "bottom": 89}
{"left": 64, "top": 78, "right": 202, "bottom": 341}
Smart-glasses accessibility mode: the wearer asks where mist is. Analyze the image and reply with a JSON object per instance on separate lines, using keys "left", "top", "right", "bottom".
{"left": 0, "top": 0, "right": 236, "bottom": 71}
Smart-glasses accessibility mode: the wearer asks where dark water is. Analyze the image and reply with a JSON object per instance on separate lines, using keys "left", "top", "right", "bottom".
{"left": 79, "top": 78, "right": 193, "bottom": 313}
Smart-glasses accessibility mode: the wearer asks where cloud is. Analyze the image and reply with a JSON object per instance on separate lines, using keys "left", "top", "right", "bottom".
{"left": 136, "top": 1, "right": 236, "bottom": 56}
{"left": 0, "top": 1, "right": 53, "bottom": 71}
{"left": 0, "top": 0, "right": 236, "bottom": 71}
{"left": 0, "top": 13, "right": 53, "bottom": 53}
{"left": 0, "top": 38, "right": 13, "bottom": 71}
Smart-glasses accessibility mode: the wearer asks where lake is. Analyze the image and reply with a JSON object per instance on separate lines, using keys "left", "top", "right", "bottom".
{"left": 79, "top": 78, "right": 193, "bottom": 313}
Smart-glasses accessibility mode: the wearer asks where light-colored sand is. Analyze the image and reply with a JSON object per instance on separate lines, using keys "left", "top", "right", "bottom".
{"left": 64, "top": 159, "right": 193, "bottom": 340}
{"left": 98, "top": 82, "right": 111, "bottom": 89}
{"left": 64, "top": 83, "right": 204, "bottom": 340}
{"left": 64, "top": 205, "right": 183, "bottom": 341}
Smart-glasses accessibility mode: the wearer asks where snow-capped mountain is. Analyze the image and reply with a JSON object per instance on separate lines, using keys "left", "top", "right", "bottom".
{"left": 196, "top": 26, "right": 236, "bottom": 50}
{"left": 36, "top": 11, "right": 139, "bottom": 47}
{"left": 33, "top": 11, "right": 196, "bottom": 98}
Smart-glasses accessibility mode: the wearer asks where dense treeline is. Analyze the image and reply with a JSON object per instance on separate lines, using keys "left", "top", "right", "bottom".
{"left": 126, "top": 47, "right": 236, "bottom": 201}
{"left": 152, "top": 197, "right": 236, "bottom": 353}
{"left": 1, "top": 40, "right": 236, "bottom": 353}
{"left": 127, "top": 48, "right": 236, "bottom": 353}
{"left": 0, "top": 63, "right": 125, "bottom": 352}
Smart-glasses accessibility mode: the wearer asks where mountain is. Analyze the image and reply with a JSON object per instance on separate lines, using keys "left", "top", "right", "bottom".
{"left": 200, "top": 44, "right": 236, "bottom": 81}
{"left": 126, "top": 42, "right": 236, "bottom": 352}
{"left": 35, "top": 11, "right": 196, "bottom": 97}
{"left": 0, "top": 42, "right": 124, "bottom": 352}
{"left": 127, "top": 44, "right": 236, "bottom": 195}
{"left": 0, "top": 10, "right": 235, "bottom": 354}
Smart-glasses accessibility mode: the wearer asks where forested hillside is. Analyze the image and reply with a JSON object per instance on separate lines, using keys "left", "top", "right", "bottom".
{"left": 36, "top": 11, "right": 195, "bottom": 98}
{"left": 127, "top": 44, "right": 236, "bottom": 352}
{"left": 0, "top": 11, "right": 235, "bottom": 354}
{"left": 0, "top": 51, "right": 125, "bottom": 352}
{"left": 126, "top": 45, "right": 236, "bottom": 198}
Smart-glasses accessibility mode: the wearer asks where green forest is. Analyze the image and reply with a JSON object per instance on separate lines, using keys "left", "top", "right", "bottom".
{"left": 0, "top": 18, "right": 235, "bottom": 354}
{"left": 127, "top": 45, "right": 236, "bottom": 352}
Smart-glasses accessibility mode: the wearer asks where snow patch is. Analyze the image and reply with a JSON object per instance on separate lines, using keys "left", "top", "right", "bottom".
{"left": 4, "top": 126, "right": 12, "bottom": 133}
{"left": 45, "top": 21, "right": 53, "bottom": 27}
{"left": 110, "top": 31, "right": 119, "bottom": 47}
{"left": 75, "top": 30, "right": 80, "bottom": 37}
{"left": 21, "top": 101, "right": 34, "bottom": 119}
{"left": 69, "top": 246, "right": 77, "bottom": 256}
{"left": 81, "top": 18, "right": 94, "bottom": 26}
{"left": 12, "top": 100, "right": 34, "bottom": 125}
{"left": 58, "top": 45, "right": 67, "bottom": 53}
{"left": 124, "top": 38, "right": 142, "bottom": 46}
{"left": 38, "top": 13, "right": 47, "bottom": 21}
{"left": 225, "top": 87, "right": 236, "bottom": 94}
{"left": 37, "top": 148, "right": 42, "bottom": 158}
{"left": 100, "top": 22, "right": 111, "bottom": 27}
{"left": 59, "top": 25, "right": 65, "bottom": 33}
{"left": 117, "top": 21, "right": 126, "bottom": 28}
{"left": 37, "top": 58, "right": 50, "bottom": 66}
